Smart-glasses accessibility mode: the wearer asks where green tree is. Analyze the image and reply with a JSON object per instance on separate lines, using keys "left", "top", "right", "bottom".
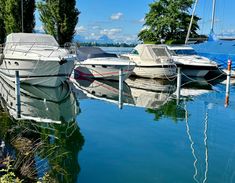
{"left": 147, "top": 100, "right": 186, "bottom": 122}
{"left": 1, "top": 0, "right": 35, "bottom": 38}
{"left": 22, "top": 0, "right": 36, "bottom": 33}
{"left": 4, "top": 0, "right": 21, "bottom": 34}
{"left": 0, "top": 0, "right": 6, "bottom": 44}
{"left": 37, "top": 0, "right": 80, "bottom": 46}
{"left": 138, "top": 0, "right": 200, "bottom": 44}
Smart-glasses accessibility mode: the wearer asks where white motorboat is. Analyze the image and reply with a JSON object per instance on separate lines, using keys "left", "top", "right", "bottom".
{"left": 0, "top": 74, "right": 77, "bottom": 123}
{"left": 120, "top": 44, "right": 177, "bottom": 79}
{"left": 74, "top": 47, "right": 135, "bottom": 81}
{"left": 167, "top": 45, "right": 219, "bottom": 77}
{"left": 0, "top": 33, "right": 76, "bottom": 87}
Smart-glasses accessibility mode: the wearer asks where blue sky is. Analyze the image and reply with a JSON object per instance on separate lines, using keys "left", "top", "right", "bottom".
{"left": 36, "top": 0, "right": 235, "bottom": 42}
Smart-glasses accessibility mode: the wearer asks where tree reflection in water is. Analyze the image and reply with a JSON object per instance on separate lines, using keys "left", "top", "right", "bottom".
{"left": 146, "top": 99, "right": 186, "bottom": 122}
{"left": 0, "top": 107, "right": 84, "bottom": 183}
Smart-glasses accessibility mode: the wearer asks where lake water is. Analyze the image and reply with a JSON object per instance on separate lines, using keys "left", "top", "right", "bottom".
{"left": 0, "top": 47, "right": 235, "bottom": 183}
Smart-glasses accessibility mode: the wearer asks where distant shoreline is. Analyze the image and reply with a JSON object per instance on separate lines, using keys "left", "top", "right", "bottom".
{"left": 77, "top": 42, "right": 137, "bottom": 47}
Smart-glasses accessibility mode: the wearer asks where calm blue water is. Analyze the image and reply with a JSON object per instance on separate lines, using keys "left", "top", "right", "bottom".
{"left": 0, "top": 47, "right": 235, "bottom": 183}
{"left": 75, "top": 82, "right": 235, "bottom": 183}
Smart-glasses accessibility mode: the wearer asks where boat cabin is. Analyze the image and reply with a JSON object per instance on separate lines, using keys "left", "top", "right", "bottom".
{"left": 128, "top": 44, "right": 172, "bottom": 64}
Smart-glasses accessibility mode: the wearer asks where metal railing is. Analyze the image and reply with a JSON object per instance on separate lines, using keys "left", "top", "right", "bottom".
{"left": 2, "top": 42, "right": 78, "bottom": 60}
{"left": 64, "top": 42, "right": 78, "bottom": 55}
{"left": 4, "top": 42, "right": 60, "bottom": 57}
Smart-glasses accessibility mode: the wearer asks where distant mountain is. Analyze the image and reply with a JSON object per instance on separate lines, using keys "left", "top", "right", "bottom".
{"left": 73, "top": 34, "right": 87, "bottom": 43}
{"left": 73, "top": 34, "right": 114, "bottom": 44}
{"left": 96, "top": 35, "right": 113, "bottom": 44}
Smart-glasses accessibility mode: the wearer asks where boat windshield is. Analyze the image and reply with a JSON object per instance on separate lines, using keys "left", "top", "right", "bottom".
{"left": 131, "top": 49, "right": 139, "bottom": 55}
{"left": 152, "top": 47, "right": 169, "bottom": 57}
{"left": 174, "top": 49, "right": 197, "bottom": 55}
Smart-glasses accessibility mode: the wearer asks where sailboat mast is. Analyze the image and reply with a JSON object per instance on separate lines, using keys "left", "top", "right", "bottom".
{"left": 185, "top": 0, "right": 198, "bottom": 44}
{"left": 211, "top": 0, "right": 216, "bottom": 32}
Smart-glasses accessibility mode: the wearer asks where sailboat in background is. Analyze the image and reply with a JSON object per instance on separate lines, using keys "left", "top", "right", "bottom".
{"left": 187, "top": 0, "right": 235, "bottom": 71}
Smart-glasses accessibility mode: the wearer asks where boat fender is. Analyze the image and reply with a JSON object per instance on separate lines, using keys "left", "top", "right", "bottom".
{"left": 59, "top": 58, "right": 68, "bottom": 65}
{"left": 0, "top": 54, "right": 4, "bottom": 65}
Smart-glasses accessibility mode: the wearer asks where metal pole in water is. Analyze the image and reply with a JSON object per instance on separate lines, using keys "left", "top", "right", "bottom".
{"left": 225, "top": 59, "right": 232, "bottom": 107}
{"left": 15, "top": 71, "right": 21, "bottom": 118}
{"left": 118, "top": 68, "right": 123, "bottom": 109}
{"left": 176, "top": 67, "right": 181, "bottom": 105}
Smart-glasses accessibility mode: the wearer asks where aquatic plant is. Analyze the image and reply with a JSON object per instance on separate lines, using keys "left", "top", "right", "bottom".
{"left": 0, "top": 156, "right": 23, "bottom": 183}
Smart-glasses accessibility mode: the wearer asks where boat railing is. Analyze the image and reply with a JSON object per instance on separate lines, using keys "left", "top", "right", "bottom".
{"left": 4, "top": 42, "right": 62, "bottom": 57}
{"left": 64, "top": 42, "right": 78, "bottom": 55}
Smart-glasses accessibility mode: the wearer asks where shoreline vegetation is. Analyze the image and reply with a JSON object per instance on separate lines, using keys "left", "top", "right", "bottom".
{"left": 78, "top": 42, "right": 137, "bottom": 47}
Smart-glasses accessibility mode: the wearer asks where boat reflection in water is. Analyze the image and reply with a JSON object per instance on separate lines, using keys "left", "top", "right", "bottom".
{"left": 0, "top": 74, "right": 78, "bottom": 123}
{"left": 126, "top": 77, "right": 176, "bottom": 109}
{"left": 0, "top": 76, "right": 84, "bottom": 182}
{"left": 71, "top": 77, "right": 134, "bottom": 107}
{"left": 71, "top": 76, "right": 176, "bottom": 110}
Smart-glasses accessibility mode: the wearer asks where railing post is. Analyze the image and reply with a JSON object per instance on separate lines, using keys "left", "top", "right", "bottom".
{"left": 118, "top": 68, "right": 123, "bottom": 109}
{"left": 225, "top": 59, "right": 232, "bottom": 107}
{"left": 176, "top": 67, "right": 181, "bottom": 104}
{"left": 15, "top": 71, "right": 21, "bottom": 118}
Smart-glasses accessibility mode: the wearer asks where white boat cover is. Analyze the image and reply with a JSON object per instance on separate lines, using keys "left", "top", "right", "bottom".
{"left": 134, "top": 44, "right": 170, "bottom": 63}
{"left": 5, "top": 33, "right": 59, "bottom": 47}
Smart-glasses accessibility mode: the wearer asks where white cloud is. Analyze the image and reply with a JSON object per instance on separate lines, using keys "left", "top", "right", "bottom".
{"left": 76, "top": 26, "right": 86, "bottom": 33}
{"left": 100, "top": 28, "right": 122, "bottom": 37}
{"left": 223, "top": 29, "right": 235, "bottom": 33}
{"left": 139, "top": 17, "right": 145, "bottom": 23}
{"left": 110, "top": 12, "right": 123, "bottom": 20}
{"left": 92, "top": 26, "right": 100, "bottom": 30}
{"left": 74, "top": 24, "right": 138, "bottom": 43}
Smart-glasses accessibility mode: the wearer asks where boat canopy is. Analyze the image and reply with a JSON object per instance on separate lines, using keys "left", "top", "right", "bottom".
{"left": 134, "top": 44, "right": 170, "bottom": 62}
{"left": 5, "top": 33, "right": 59, "bottom": 47}
{"left": 77, "top": 47, "right": 117, "bottom": 61}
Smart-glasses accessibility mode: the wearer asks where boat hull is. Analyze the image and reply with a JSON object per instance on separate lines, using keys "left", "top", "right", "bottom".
{"left": 176, "top": 64, "right": 218, "bottom": 77}
{"left": 0, "top": 57, "right": 75, "bottom": 87}
{"left": 132, "top": 65, "right": 176, "bottom": 79}
{"left": 73, "top": 63, "right": 135, "bottom": 81}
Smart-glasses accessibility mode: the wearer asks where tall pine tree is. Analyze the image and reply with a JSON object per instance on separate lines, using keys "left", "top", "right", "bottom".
{"left": 4, "top": 0, "right": 21, "bottom": 34}
{"left": 138, "top": 0, "right": 200, "bottom": 44}
{"left": 38, "top": 0, "right": 80, "bottom": 46}
{"left": 0, "top": 0, "right": 35, "bottom": 43}
{"left": 23, "top": 0, "right": 36, "bottom": 33}
{"left": 0, "top": 0, "right": 6, "bottom": 44}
